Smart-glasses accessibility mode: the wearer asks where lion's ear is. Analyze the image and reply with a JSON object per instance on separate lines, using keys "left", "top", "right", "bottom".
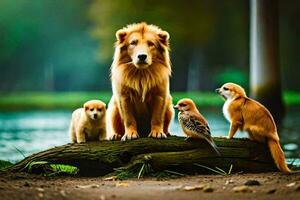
{"left": 158, "top": 31, "right": 169, "bottom": 46}
{"left": 116, "top": 29, "right": 127, "bottom": 44}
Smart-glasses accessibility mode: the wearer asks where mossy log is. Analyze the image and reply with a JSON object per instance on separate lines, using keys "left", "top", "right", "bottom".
{"left": 7, "top": 136, "right": 277, "bottom": 176}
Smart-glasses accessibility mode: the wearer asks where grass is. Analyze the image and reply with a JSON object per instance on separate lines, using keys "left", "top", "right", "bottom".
{"left": 23, "top": 161, "right": 79, "bottom": 176}
{"left": 194, "top": 163, "right": 233, "bottom": 176}
{"left": 0, "top": 91, "right": 299, "bottom": 111}
{"left": 0, "top": 91, "right": 112, "bottom": 111}
{"left": 0, "top": 160, "right": 13, "bottom": 170}
{"left": 113, "top": 154, "right": 233, "bottom": 179}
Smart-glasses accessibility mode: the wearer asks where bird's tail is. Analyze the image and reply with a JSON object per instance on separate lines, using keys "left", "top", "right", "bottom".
{"left": 206, "top": 137, "right": 221, "bottom": 156}
{"left": 267, "top": 138, "right": 291, "bottom": 173}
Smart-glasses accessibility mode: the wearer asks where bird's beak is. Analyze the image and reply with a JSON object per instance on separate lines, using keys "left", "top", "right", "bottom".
{"left": 173, "top": 105, "right": 179, "bottom": 110}
{"left": 215, "top": 88, "right": 220, "bottom": 93}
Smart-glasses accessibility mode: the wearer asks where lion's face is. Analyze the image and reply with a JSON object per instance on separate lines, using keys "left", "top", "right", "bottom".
{"left": 115, "top": 23, "right": 169, "bottom": 69}
{"left": 126, "top": 32, "right": 156, "bottom": 69}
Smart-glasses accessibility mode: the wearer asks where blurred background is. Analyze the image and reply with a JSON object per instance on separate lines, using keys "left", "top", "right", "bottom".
{"left": 0, "top": 0, "right": 299, "bottom": 92}
{"left": 0, "top": 0, "right": 299, "bottom": 164}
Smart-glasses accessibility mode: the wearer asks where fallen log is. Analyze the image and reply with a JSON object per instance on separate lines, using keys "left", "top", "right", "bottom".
{"left": 7, "top": 136, "right": 277, "bottom": 176}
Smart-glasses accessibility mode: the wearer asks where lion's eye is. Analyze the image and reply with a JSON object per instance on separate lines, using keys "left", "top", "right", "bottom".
{"left": 147, "top": 41, "right": 155, "bottom": 47}
{"left": 223, "top": 87, "right": 229, "bottom": 91}
{"left": 130, "top": 40, "right": 138, "bottom": 45}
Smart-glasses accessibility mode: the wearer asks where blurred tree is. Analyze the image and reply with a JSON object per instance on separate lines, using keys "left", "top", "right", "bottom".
{"left": 0, "top": 0, "right": 298, "bottom": 92}
{"left": 88, "top": 0, "right": 248, "bottom": 91}
{"left": 0, "top": 0, "right": 107, "bottom": 91}
{"left": 279, "top": 0, "right": 300, "bottom": 91}
{"left": 250, "top": 0, "right": 284, "bottom": 121}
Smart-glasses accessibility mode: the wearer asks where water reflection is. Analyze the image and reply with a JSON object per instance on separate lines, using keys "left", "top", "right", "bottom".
{"left": 0, "top": 107, "right": 299, "bottom": 163}
{"left": 0, "top": 111, "right": 70, "bottom": 162}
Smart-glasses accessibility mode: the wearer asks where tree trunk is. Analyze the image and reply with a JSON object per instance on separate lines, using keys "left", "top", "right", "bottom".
{"left": 250, "top": 0, "right": 284, "bottom": 122}
{"left": 7, "top": 136, "right": 277, "bottom": 176}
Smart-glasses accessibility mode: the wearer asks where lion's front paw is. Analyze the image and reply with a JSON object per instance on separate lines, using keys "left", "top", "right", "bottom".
{"left": 77, "top": 136, "right": 86, "bottom": 143}
{"left": 121, "top": 130, "right": 139, "bottom": 141}
{"left": 109, "top": 133, "right": 122, "bottom": 141}
{"left": 148, "top": 129, "right": 167, "bottom": 139}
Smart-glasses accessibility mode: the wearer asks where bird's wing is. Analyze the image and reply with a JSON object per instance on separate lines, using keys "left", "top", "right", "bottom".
{"left": 180, "top": 113, "right": 211, "bottom": 136}
{"left": 180, "top": 113, "right": 221, "bottom": 156}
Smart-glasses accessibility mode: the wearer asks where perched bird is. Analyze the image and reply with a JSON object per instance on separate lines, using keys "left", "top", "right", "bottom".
{"left": 174, "top": 98, "right": 221, "bottom": 156}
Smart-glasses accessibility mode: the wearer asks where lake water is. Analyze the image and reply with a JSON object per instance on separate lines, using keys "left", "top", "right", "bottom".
{"left": 0, "top": 106, "right": 299, "bottom": 164}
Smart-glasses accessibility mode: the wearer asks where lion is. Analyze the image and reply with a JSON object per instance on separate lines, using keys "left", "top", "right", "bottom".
{"left": 106, "top": 22, "right": 174, "bottom": 141}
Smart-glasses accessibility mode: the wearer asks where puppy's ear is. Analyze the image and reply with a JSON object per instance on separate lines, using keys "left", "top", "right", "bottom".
{"left": 116, "top": 29, "right": 127, "bottom": 44}
{"left": 84, "top": 103, "right": 89, "bottom": 111}
{"left": 158, "top": 31, "right": 169, "bottom": 46}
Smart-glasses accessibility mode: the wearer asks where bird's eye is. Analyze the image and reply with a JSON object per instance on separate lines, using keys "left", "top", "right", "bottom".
{"left": 97, "top": 108, "right": 102, "bottom": 112}
{"left": 147, "top": 41, "right": 155, "bottom": 47}
{"left": 90, "top": 108, "right": 94, "bottom": 111}
{"left": 130, "top": 40, "right": 138, "bottom": 45}
{"left": 223, "top": 87, "right": 229, "bottom": 91}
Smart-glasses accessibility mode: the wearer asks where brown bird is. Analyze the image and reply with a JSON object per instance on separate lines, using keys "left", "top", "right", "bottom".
{"left": 174, "top": 98, "right": 221, "bottom": 156}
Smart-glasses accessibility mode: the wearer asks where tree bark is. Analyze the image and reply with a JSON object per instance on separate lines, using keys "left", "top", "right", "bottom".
{"left": 7, "top": 136, "right": 277, "bottom": 176}
{"left": 250, "top": 0, "right": 284, "bottom": 122}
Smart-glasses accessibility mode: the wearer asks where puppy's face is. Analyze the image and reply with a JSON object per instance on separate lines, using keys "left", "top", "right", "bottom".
{"left": 84, "top": 100, "right": 106, "bottom": 120}
{"left": 116, "top": 23, "right": 169, "bottom": 69}
{"left": 216, "top": 83, "right": 246, "bottom": 100}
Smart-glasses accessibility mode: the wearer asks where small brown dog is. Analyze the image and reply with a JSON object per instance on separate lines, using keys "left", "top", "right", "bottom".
{"left": 70, "top": 100, "right": 106, "bottom": 143}
{"left": 216, "top": 82, "right": 290, "bottom": 172}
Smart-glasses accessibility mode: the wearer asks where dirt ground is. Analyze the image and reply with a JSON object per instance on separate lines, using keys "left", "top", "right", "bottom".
{"left": 0, "top": 172, "right": 300, "bottom": 200}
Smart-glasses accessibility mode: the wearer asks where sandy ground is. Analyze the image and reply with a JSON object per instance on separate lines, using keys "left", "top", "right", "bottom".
{"left": 0, "top": 172, "right": 300, "bottom": 200}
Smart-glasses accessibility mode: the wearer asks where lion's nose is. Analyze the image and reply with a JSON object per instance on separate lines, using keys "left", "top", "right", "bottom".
{"left": 138, "top": 54, "right": 147, "bottom": 61}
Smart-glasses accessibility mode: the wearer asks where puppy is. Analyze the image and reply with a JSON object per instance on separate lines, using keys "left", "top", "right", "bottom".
{"left": 70, "top": 100, "right": 106, "bottom": 143}
{"left": 216, "top": 82, "right": 290, "bottom": 173}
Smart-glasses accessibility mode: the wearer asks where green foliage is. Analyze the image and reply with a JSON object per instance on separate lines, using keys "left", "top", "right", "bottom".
{"left": 284, "top": 92, "right": 300, "bottom": 105}
{"left": 23, "top": 161, "right": 79, "bottom": 176}
{"left": 0, "top": 91, "right": 300, "bottom": 111}
{"left": 172, "top": 91, "right": 223, "bottom": 106}
{"left": 0, "top": 91, "right": 112, "bottom": 111}
{"left": 88, "top": 0, "right": 219, "bottom": 59}
{"left": 214, "top": 68, "right": 248, "bottom": 89}
{"left": 0, "top": 160, "right": 13, "bottom": 170}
